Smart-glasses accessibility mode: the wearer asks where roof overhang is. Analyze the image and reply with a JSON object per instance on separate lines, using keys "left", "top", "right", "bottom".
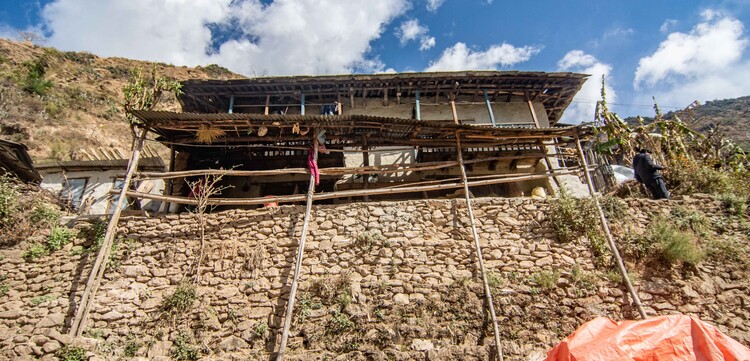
{"left": 130, "top": 110, "right": 593, "bottom": 151}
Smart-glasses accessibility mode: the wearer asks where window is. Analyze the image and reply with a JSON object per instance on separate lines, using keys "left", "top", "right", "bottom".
{"left": 62, "top": 178, "right": 88, "bottom": 210}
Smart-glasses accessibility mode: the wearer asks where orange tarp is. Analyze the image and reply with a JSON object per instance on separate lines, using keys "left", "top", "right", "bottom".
{"left": 545, "top": 315, "right": 750, "bottom": 361}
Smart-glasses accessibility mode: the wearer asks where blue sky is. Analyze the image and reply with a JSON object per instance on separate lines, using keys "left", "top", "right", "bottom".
{"left": 1, "top": 0, "right": 750, "bottom": 123}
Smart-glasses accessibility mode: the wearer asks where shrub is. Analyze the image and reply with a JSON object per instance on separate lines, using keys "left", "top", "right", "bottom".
{"left": 46, "top": 226, "right": 76, "bottom": 251}
{"left": 21, "top": 57, "right": 53, "bottom": 96}
{"left": 56, "top": 346, "right": 87, "bottom": 361}
{"left": 0, "top": 175, "right": 18, "bottom": 229}
{"left": 549, "top": 189, "right": 601, "bottom": 243}
{"left": 170, "top": 331, "right": 199, "bottom": 361}
{"left": 162, "top": 283, "right": 197, "bottom": 314}
{"left": 649, "top": 218, "right": 703, "bottom": 265}
{"left": 328, "top": 310, "right": 354, "bottom": 334}
{"left": 253, "top": 322, "right": 268, "bottom": 339}
{"left": 30, "top": 202, "right": 60, "bottom": 226}
{"left": 670, "top": 206, "right": 710, "bottom": 235}
{"left": 529, "top": 271, "right": 559, "bottom": 290}
{"left": 22, "top": 243, "right": 49, "bottom": 261}
{"left": 123, "top": 336, "right": 141, "bottom": 357}
{"left": 717, "top": 193, "right": 747, "bottom": 217}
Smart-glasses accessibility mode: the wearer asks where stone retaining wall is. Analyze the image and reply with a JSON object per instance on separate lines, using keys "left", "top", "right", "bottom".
{"left": 0, "top": 196, "right": 748, "bottom": 360}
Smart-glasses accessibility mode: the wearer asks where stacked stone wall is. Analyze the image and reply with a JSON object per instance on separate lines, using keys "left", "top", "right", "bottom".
{"left": 0, "top": 196, "right": 748, "bottom": 360}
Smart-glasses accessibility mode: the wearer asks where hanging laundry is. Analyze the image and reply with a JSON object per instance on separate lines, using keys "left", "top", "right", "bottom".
{"left": 307, "top": 147, "right": 320, "bottom": 186}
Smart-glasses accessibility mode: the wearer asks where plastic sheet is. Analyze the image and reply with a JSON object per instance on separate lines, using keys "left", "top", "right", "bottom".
{"left": 545, "top": 315, "right": 750, "bottom": 361}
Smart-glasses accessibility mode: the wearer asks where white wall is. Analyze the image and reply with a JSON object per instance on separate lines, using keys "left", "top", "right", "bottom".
{"left": 40, "top": 170, "right": 165, "bottom": 215}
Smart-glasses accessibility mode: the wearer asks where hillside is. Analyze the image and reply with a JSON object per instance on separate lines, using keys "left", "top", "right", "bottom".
{"left": 0, "top": 38, "right": 244, "bottom": 161}
{"left": 624, "top": 96, "right": 750, "bottom": 149}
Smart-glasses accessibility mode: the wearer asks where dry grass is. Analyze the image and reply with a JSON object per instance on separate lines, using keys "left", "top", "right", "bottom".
{"left": 195, "top": 125, "right": 225, "bottom": 144}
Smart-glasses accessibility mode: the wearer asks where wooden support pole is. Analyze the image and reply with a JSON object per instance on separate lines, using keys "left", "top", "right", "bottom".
{"left": 337, "top": 95, "right": 342, "bottom": 115}
{"left": 300, "top": 94, "right": 305, "bottom": 115}
{"left": 484, "top": 90, "right": 496, "bottom": 127}
{"left": 450, "top": 95, "right": 504, "bottom": 361}
{"left": 163, "top": 144, "right": 176, "bottom": 212}
{"left": 228, "top": 94, "right": 234, "bottom": 114}
{"left": 69, "top": 127, "right": 148, "bottom": 337}
{"left": 276, "top": 135, "right": 318, "bottom": 360}
{"left": 525, "top": 92, "right": 541, "bottom": 129}
{"left": 574, "top": 133, "right": 647, "bottom": 319}
{"left": 526, "top": 95, "right": 561, "bottom": 189}
{"left": 415, "top": 89, "right": 421, "bottom": 120}
{"left": 264, "top": 95, "right": 270, "bottom": 115}
{"left": 363, "top": 136, "right": 370, "bottom": 201}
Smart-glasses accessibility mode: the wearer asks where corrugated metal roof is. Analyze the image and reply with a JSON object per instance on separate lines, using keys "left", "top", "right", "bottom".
{"left": 35, "top": 156, "right": 166, "bottom": 174}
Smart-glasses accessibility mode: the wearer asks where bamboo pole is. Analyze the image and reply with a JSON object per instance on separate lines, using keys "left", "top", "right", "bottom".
{"left": 275, "top": 136, "right": 318, "bottom": 360}
{"left": 117, "top": 169, "right": 578, "bottom": 207}
{"left": 69, "top": 127, "right": 148, "bottom": 337}
{"left": 450, "top": 96, "right": 503, "bottom": 361}
{"left": 573, "top": 133, "right": 647, "bottom": 319}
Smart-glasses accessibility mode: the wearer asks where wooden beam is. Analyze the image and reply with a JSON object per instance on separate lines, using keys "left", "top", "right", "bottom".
{"left": 119, "top": 169, "right": 577, "bottom": 206}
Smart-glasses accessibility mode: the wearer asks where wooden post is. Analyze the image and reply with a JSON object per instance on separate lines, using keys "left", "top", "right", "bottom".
{"left": 362, "top": 136, "right": 369, "bottom": 202}
{"left": 525, "top": 92, "right": 541, "bottom": 129}
{"left": 228, "top": 94, "right": 234, "bottom": 114}
{"left": 574, "top": 133, "right": 647, "bottom": 319}
{"left": 526, "top": 94, "right": 561, "bottom": 189}
{"left": 484, "top": 90, "right": 496, "bottom": 127}
{"left": 337, "top": 95, "right": 342, "bottom": 115}
{"left": 415, "top": 89, "right": 421, "bottom": 120}
{"left": 265, "top": 95, "right": 271, "bottom": 115}
{"left": 450, "top": 95, "right": 504, "bottom": 361}
{"left": 300, "top": 94, "right": 305, "bottom": 115}
{"left": 164, "top": 144, "right": 176, "bottom": 212}
{"left": 69, "top": 127, "right": 148, "bottom": 337}
{"left": 275, "top": 134, "right": 318, "bottom": 360}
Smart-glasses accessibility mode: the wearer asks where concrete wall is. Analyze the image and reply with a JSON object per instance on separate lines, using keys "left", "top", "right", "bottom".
{"left": 0, "top": 195, "right": 747, "bottom": 360}
{"left": 40, "top": 171, "right": 165, "bottom": 214}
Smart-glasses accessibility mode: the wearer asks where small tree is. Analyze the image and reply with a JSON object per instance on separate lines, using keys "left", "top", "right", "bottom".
{"left": 184, "top": 173, "right": 230, "bottom": 284}
{"left": 122, "top": 67, "right": 182, "bottom": 136}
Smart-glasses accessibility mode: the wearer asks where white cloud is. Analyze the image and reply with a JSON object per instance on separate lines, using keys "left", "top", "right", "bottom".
{"left": 38, "top": 0, "right": 410, "bottom": 76}
{"left": 419, "top": 36, "right": 435, "bottom": 51}
{"left": 634, "top": 11, "right": 747, "bottom": 87}
{"left": 426, "top": 0, "right": 446, "bottom": 12}
{"left": 396, "top": 19, "right": 435, "bottom": 51}
{"left": 557, "top": 50, "right": 614, "bottom": 124}
{"left": 660, "top": 19, "right": 678, "bottom": 33}
{"left": 425, "top": 42, "right": 541, "bottom": 71}
{"left": 633, "top": 10, "right": 750, "bottom": 108}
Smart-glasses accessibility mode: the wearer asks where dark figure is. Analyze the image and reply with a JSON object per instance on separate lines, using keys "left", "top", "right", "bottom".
{"left": 632, "top": 149, "right": 670, "bottom": 199}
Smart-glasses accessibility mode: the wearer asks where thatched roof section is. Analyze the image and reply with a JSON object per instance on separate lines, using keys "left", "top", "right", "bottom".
{"left": 178, "top": 71, "right": 588, "bottom": 125}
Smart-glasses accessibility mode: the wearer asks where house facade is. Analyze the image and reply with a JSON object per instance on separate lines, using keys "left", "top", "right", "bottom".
{"left": 131, "top": 71, "right": 590, "bottom": 207}
{"left": 36, "top": 155, "right": 166, "bottom": 214}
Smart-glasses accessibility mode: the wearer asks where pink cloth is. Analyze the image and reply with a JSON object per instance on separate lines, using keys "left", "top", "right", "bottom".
{"left": 308, "top": 148, "right": 319, "bottom": 185}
